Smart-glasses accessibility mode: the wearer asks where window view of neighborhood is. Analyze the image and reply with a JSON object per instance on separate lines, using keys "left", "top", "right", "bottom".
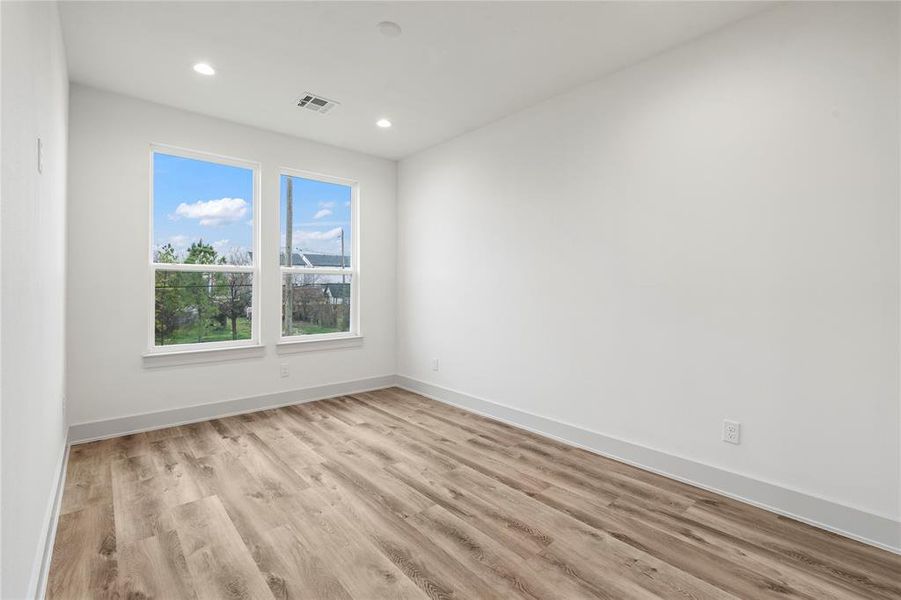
{"left": 151, "top": 155, "right": 353, "bottom": 346}
{"left": 155, "top": 268, "right": 253, "bottom": 345}
{"left": 282, "top": 273, "right": 351, "bottom": 336}
{"left": 280, "top": 174, "right": 353, "bottom": 337}
{"left": 152, "top": 152, "right": 255, "bottom": 346}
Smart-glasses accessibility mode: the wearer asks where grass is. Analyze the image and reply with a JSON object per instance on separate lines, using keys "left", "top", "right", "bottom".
{"left": 157, "top": 317, "right": 347, "bottom": 346}
{"left": 286, "top": 321, "right": 346, "bottom": 336}
{"left": 159, "top": 317, "right": 252, "bottom": 345}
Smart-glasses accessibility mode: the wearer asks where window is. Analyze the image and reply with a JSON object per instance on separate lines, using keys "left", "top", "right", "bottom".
{"left": 280, "top": 170, "right": 357, "bottom": 340}
{"left": 150, "top": 147, "right": 259, "bottom": 351}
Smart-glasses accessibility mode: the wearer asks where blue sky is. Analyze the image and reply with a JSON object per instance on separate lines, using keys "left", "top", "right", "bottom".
{"left": 280, "top": 175, "right": 352, "bottom": 256}
{"left": 153, "top": 152, "right": 254, "bottom": 262}
{"left": 153, "top": 153, "right": 352, "bottom": 262}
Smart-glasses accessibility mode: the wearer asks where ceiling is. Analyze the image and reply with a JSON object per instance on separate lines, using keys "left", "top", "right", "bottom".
{"left": 59, "top": 2, "right": 772, "bottom": 160}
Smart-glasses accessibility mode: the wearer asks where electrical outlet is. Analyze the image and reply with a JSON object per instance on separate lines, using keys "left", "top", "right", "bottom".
{"left": 723, "top": 420, "right": 741, "bottom": 445}
{"left": 37, "top": 137, "right": 44, "bottom": 174}
{"left": 431, "top": 358, "right": 439, "bottom": 371}
{"left": 279, "top": 363, "right": 289, "bottom": 378}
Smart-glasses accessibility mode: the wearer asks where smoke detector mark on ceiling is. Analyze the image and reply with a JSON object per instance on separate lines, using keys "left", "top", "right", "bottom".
{"left": 296, "top": 93, "right": 340, "bottom": 114}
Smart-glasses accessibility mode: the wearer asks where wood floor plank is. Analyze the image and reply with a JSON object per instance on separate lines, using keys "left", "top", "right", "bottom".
{"left": 514, "top": 436, "right": 713, "bottom": 504}
{"left": 222, "top": 431, "right": 312, "bottom": 495}
{"left": 117, "top": 531, "right": 197, "bottom": 600}
{"left": 182, "top": 451, "right": 292, "bottom": 550}
{"left": 59, "top": 444, "right": 113, "bottom": 515}
{"left": 47, "top": 388, "right": 901, "bottom": 600}
{"left": 447, "top": 464, "right": 750, "bottom": 599}
{"left": 607, "top": 497, "right": 882, "bottom": 600}
{"left": 410, "top": 431, "right": 552, "bottom": 496}
{"left": 47, "top": 502, "right": 118, "bottom": 600}
{"left": 112, "top": 469, "right": 169, "bottom": 544}
{"left": 531, "top": 481, "right": 829, "bottom": 599}
{"left": 253, "top": 524, "right": 354, "bottom": 600}
{"left": 178, "top": 421, "right": 228, "bottom": 458}
{"left": 148, "top": 435, "right": 196, "bottom": 471}
{"left": 315, "top": 396, "right": 369, "bottom": 426}
{"left": 351, "top": 419, "right": 460, "bottom": 472}
{"left": 320, "top": 451, "right": 436, "bottom": 520}
{"left": 156, "top": 460, "right": 207, "bottom": 509}
{"left": 385, "top": 459, "right": 555, "bottom": 560}
{"left": 144, "top": 424, "right": 184, "bottom": 443}
{"left": 681, "top": 501, "right": 901, "bottom": 599}
{"left": 277, "top": 488, "right": 431, "bottom": 600}
{"left": 408, "top": 504, "right": 577, "bottom": 600}
{"left": 251, "top": 420, "right": 328, "bottom": 474}
{"left": 312, "top": 466, "right": 504, "bottom": 600}
{"left": 168, "top": 495, "right": 275, "bottom": 600}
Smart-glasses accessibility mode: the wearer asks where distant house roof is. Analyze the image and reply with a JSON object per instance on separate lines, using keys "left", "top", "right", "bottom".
{"left": 282, "top": 252, "right": 350, "bottom": 268}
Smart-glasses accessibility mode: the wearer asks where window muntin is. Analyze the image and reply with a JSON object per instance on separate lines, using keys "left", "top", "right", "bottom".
{"left": 150, "top": 147, "right": 259, "bottom": 351}
{"left": 280, "top": 172, "right": 356, "bottom": 339}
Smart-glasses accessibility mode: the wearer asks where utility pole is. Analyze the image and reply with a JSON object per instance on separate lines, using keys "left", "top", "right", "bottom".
{"left": 340, "top": 227, "right": 346, "bottom": 285}
{"left": 283, "top": 177, "right": 294, "bottom": 334}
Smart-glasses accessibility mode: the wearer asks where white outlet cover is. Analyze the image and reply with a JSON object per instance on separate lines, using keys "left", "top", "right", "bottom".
{"left": 723, "top": 420, "right": 741, "bottom": 444}
{"left": 279, "top": 364, "right": 289, "bottom": 378}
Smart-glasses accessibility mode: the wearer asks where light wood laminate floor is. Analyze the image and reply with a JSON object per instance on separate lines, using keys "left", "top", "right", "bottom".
{"left": 47, "top": 388, "right": 901, "bottom": 599}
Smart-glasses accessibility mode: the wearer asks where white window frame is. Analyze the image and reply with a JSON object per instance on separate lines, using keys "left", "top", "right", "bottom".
{"left": 146, "top": 144, "right": 262, "bottom": 355}
{"left": 278, "top": 167, "right": 360, "bottom": 346}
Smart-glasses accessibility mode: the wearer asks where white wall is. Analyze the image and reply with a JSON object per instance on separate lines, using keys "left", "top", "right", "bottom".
{"left": 398, "top": 2, "right": 900, "bottom": 531}
{"left": 1, "top": 2, "right": 69, "bottom": 598}
{"left": 67, "top": 86, "right": 396, "bottom": 426}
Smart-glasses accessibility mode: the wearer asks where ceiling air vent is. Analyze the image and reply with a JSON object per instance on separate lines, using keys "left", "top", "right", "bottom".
{"left": 296, "top": 93, "right": 340, "bottom": 114}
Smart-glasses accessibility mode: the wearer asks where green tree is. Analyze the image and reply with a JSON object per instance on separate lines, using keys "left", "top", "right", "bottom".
{"left": 216, "top": 250, "right": 252, "bottom": 340}
{"left": 154, "top": 243, "right": 182, "bottom": 345}
{"left": 184, "top": 240, "right": 218, "bottom": 342}
{"left": 185, "top": 240, "right": 217, "bottom": 265}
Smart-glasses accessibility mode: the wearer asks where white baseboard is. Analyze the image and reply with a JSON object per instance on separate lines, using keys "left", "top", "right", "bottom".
{"left": 31, "top": 437, "right": 70, "bottom": 600}
{"left": 68, "top": 375, "right": 396, "bottom": 444}
{"left": 396, "top": 375, "right": 901, "bottom": 555}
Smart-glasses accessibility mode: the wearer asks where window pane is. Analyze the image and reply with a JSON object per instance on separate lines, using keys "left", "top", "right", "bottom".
{"left": 155, "top": 270, "right": 253, "bottom": 346}
{"left": 280, "top": 175, "right": 351, "bottom": 268}
{"left": 282, "top": 273, "right": 351, "bottom": 336}
{"left": 153, "top": 153, "right": 254, "bottom": 265}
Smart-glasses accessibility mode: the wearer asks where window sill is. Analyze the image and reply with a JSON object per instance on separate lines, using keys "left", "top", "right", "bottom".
{"left": 277, "top": 335, "right": 363, "bottom": 354}
{"left": 142, "top": 344, "right": 266, "bottom": 368}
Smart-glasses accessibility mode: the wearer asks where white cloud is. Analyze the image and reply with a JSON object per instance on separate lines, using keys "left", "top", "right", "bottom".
{"left": 172, "top": 197, "right": 248, "bottom": 227}
{"left": 319, "top": 201, "right": 335, "bottom": 208}
{"left": 313, "top": 208, "right": 333, "bottom": 220}
{"left": 211, "top": 239, "right": 230, "bottom": 253}
{"left": 297, "top": 227, "right": 343, "bottom": 242}
{"left": 282, "top": 227, "right": 345, "bottom": 253}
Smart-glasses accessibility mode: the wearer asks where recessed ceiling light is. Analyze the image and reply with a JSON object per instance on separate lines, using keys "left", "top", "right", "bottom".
{"left": 376, "top": 118, "right": 392, "bottom": 128}
{"left": 193, "top": 63, "right": 215, "bottom": 76}
{"left": 377, "top": 21, "right": 402, "bottom": 38}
